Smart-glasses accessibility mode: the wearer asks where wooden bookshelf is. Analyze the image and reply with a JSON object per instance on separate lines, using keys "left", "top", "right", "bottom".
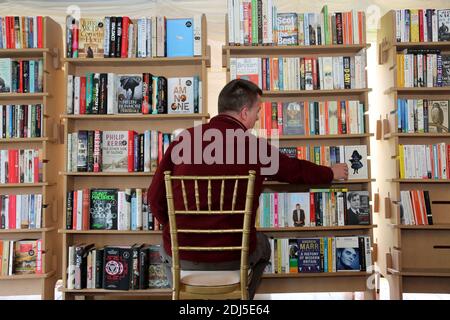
{"left": 376, "top": 10, "right": 450, "bottom": 299}
{"left": 223, "top": 14, "right": 375, "bottom": 298}
{"left": 0, "top": 17, "right": 63, "bottom": 300}
{"left": 61, "top": 14, "right": 210, "bottom": 300}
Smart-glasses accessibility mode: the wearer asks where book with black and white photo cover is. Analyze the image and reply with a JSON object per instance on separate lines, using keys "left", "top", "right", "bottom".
{"left": 148, "top": 245, "right": 170, "bottom": 288}
{"left": 344, "top": 145, "right": 368, "bottom": 179}
{"left": 438, "top": 9, "right": 450, "bottom": 41}
{"left": 335, "top": 236, "right": 361, "bottom": 271}
{"left": 90, "top": 189, "right": 118, "bottom": 230}
{"left": 286, "top": 192, "right": 310, "bottom": 227}
{"left": 428, "top": 100, "right": 449, "bottom": 133}
{"left": 345, "top": 190, "right": 370, "bottom": 225}
{"left": 282, "top": 102, "right": 305, "bottom": 135}
{"left": 441, "top": 55, "right": 450, "bottom": 87}
{"left": 0, "top": 58, "right": 11, "bottom": 93}
{"left": 116, "top": 74, "right": 143, "bottom": 113}
{"left": 78, "top": 18, "right": 105, "bottom": 58}
{"left": 102, "top": 131, "right": 129, "bottom": 172}
{"left": 167, "top": 77, "right": 194, "bottom": 114}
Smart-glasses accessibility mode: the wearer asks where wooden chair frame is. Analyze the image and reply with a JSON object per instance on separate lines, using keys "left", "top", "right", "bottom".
{"left": 164, "top": 170, "right": 256, "bottom": 300}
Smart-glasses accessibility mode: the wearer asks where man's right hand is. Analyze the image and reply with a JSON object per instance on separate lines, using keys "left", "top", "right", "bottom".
{"left": 331, "top": 163, "right": 349, "bottom": 180}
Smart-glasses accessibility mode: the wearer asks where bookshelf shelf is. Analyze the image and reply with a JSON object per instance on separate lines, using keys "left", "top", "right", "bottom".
{"left": 0, "top": 227, "right": 56, "bottom": 234}
{"left": 276, "top": 133, "right": 373, "bottom": 140}
{"left": 61, "top": 288, "right": 171, "bottom": 295}
{"left": 263, "top": 179, "right": 375, "bottom": 186}
{"left": 376, "top": 10, "right": 450, "bottom": 299}
{"left": 0, "top": 271, "right": 56, "bottom": 281}
{"left": 0, "top": 92, "right": 49, "bottom": 99}
{"left": 0, "top": 48, "right": 50, "bottom": 58}
{"left": 61, "top": 113, "right": 210, "bottom": 120}
{"left": 0, "top": 137, "right": 53, "bottom": 143}
{"left": 63, "top": 55, "right": 209, "bottom": 67}
{"left": 257, "top": 225, "right": 377, "bottom": 232}
{"left": 59, "top": 229, "right": 163, "bottom": 235}
{"left": 262, "top": 88, "right": 371, "bottom": 97}
{"left": 61, "top": 172, "right": 155, "bottom": 177}
{"left": 262, "top": 271, "right": 371, "bottom": 279}
{"left": 1, "top": 182, "right": 51, "bottom": 188}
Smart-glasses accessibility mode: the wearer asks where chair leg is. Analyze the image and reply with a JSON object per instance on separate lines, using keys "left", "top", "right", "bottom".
{"left": 173, "top": 290, "right": 179, "bottom": 300}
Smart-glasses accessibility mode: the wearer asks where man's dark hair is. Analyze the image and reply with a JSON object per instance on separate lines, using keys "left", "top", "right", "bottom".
{"left": 218, "top": 79, "right": 263, "bottom": 114}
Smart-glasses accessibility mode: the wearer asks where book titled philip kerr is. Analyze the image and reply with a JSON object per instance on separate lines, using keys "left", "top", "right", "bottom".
{"left": 168, "top": 77, "right": 194, "bottom": 114}
{"left": 166, "top": 18, "right": 194, "bottom": 57}
{"left": 103, "top": 246, "right": 132, "bottom": 290}
{"left": 102, "top": 131, "right": 129, "bottom": 172}
{"left": 116, "top": 74, "right": 143, "bottom": 113}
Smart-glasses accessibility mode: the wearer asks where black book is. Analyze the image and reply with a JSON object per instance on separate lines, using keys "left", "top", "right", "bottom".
{"left": 89, "top": 188, "right": 118, "bottom": 230}
{"left": 77, "top": 130, "right": 88, "bottom": 172}
{"left": 317, "top": 25, "right": 322, "bottom": 45}
{"left": 139, "top": 134, "right": 144, "bottom": 172}
{"left": 23, "top": 60, "right": 29, "bottom": 93}
{"left": 358, "top": 236, "right": 366, "bottom": 271}
{"left": 426, "top": 10, "right": 433, "bottom": 42}
{"left": 314, "top": 192, "right": 322, "bottom": 226}
{"left": 424, "top": 100, "right": 429, "bottom": 133}
{"left": 87, "top": 130, "right": 94, "bottom": 172}
{"left": 12, "top": 61, "right": 19, "bottom": 92}
{"left": 139, "top": 246, "right": 150, "bottom": 289}
{"left": 343, "top": 57, "right": 351, "bottom": 89}
{"left": 442, "top": 55, "right": 450, "bottom": 87}
{"left": 109, "top": 17, "right": 116, "bottom": 58}
{"left": 279, "top": 147, "right": 297, "bottom": 158}
{"left": 257, "top": 0, "right": 263, "bottom": 45}
{"left": 157, "top": 76, "right": 168, "bottom": 114}
{"left": 336, "top": 13, "right": 343, "bottom": 44}
{"left": 66, "top": 191, "right": 74, "bottom": 229}
{"left": 35, "top": 60, "right": 41, "bottom": 92}
{"left": 103, "top": 246, "right": 132, "bottom": 290}
{"left": 115, "top": 17, "right": 122, "bottom": 58}
{"left": 0, "top": 195, "right": 5, "bottom": 229}
{"left": 95, "top": 248, "right": 104, "bottom": 289}
{"left": 131, "top": 244, "right": 143, "bottom": 290}
{"left": 340, "top": 101, "right": 347, "bottom": 134}
{"left": 92, "top": 74, "right": 100, "bottom": 114}
{"left": 99, "top": 73, "right": 108, "bottom": 114}
{"left": 300, "top": 58, "right": 305, "bottom": 90}
{"left": 423, "top": 191, "right": 433, "bottom": 225}
{"left": 314, "top": 102, "right": 319, "bottom": 135}
{"left": 66, "top": 16, "right": 74, "bottom": 58}
{"left": 36, "top": 104, "right": 42, "bottom": 137}
{"left": 74, "top": 243, "right": 95, "bottom": 289}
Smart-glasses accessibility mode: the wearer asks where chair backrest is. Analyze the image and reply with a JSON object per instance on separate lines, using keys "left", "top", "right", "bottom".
{"left": 163, "top": 170, "right": 256, "bottom": 299}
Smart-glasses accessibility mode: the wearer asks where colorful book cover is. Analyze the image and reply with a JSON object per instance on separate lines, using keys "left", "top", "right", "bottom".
{"left": 103, "top": 246, "right": 132, "bottom": 290}
{"left": 116, "top": 74, "right": 143, "bottom": 113}
{"left": 166, "top": 18, "right": 194, "bottom": 57}
{"left": 277, "top": 13, "right": 298, "bottom": 45}
{"left": 336, "top": 236, "right": 361, "bottom": 271}
{"left": 102, "top": 131, "right": 129, "bottom": 172}
{"left": 297, "top": 238, "right": 321, "bottom": 272}
{"left": 428, "top": 101, "right": 449, "bottom": 133}
{"left": 148, "top": 245, "right": 170, "bottom": 288}
{"left": 345, "top": 190, "right": 370, "bottom": 225}
{"left": 286, "top": 192, "right": 311, "bottom": 227}
{"left": 288, "top": 239, "right": 299, "bottom": 273}
{"left": 13, "top": 240, "right": 38, "bottom": 274}
{"left": 282, "top": 102, "right": 305, "bottom": 135}
{"left": 78, "top": 18, "right": 105, "bottom": 58}
{"left": 90, "top": 189, "right": 118, "bottom": 230}
{"left": 167, "top": 77, "right": 194, "bottom": 114}
{"left": 344, "top": 145, "right": 368, "bottom": 179}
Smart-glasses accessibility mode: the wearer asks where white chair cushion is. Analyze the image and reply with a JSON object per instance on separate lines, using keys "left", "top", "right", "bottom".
{"left": 180, "top": 270, "right": 242, "bottom": 286}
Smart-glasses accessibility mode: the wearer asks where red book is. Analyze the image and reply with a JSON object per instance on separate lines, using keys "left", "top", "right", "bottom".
{"left": 261, "top": 58, "right": 267, "bottom": 91}
{"left": 33, "top": 151, "right": 39, "bottom": 182}
{"left": 418, "top": 10, "right": 424, "bottom": 42}
{"left": 8, "top": 149, "right": 18, "bottom": 183}
{"left": 37, "top": 16, "right": 43, "bottom": 48}
{"left": 447, "top": 145, "right": 450, "bottom": 178}
{"left": 9, "top": 16, "right": 15, "bottom": 49}
{"left": 19, "top": 60, "right": 24, "bottom": 93}
{"left": 9, "top": 195, "right": 17, "bottom": 229}
{"left": 5, "top": 17, "right": 10, "bottom": 48}
{"left": 158, "top": 132, "right": 163, "bottom": 164}
{"left": 72, "top": 191, "right": 78, "bottom": 230}
{"left": 82, "top": 188, "right": 90, "bottom": 230}
{"left": 418, "top": 190, "right": 428, "bottom": 225}
{"left": 358, "top": 12, "right": 364, "bottom": 44}
{"left": 411, "top": 190, "right": 423, "bottom": 225}
{"left": 324, "top": 101, "right": 329, "bottom": 135}
{"left": 128, "top": 130, "right": 135, "bottom": 172}
{"left": 310, "top": 192, "right": 315, "bottom": 226}
{"left": 121, "top": 17, "right": 129, "bottom": 58}
{"left": 71, "top": 24, "right": 78, "bottom": 56}
{"left": 264, "top": 102, "right": 271, "bottom": 136}
{"left": 80, "top": 76, "right": 87, "bottom": 114}
{"left": 312, "top": 58, "right": 318, "bottom": 89}
{"left": 337, "top": 100, "right": 342, "bottom": 134}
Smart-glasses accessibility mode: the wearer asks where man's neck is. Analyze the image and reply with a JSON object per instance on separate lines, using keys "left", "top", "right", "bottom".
{"left": 220, "top": 112, "right": 247, "bottom": 129}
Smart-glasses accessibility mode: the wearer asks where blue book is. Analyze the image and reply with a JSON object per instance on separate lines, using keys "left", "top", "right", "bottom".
{"left": 166, "top": 18, "right": 194, "bottom": 57}
{"left": 323, "top": 237, "right": 328, "bottom": 272}
{"left": 29, "top": 60, "right": 35, "bottom": 93}
{"left": 29, "top": 195, "right": 35, "bottom": 229}
{"left": 298, "top": 238, "right": 321, "bottom": 272}
{"left": 131, "top": 189, "right": 137, "bottom": 230}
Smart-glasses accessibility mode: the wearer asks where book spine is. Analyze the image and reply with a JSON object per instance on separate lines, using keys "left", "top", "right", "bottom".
{"left": 66, "top": 191, "right": 73, "bottom": 229}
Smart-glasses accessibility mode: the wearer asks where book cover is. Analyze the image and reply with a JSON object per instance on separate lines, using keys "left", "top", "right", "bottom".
{"left": 235, "top": 57, "right": 260, "bottom": 87}
{"left": 116, "top": 74, "right": 143, "bottom": 113}
{"left": 282, "top": 102, "right": 305, "bottom": 135}
{"left": 90, "top": 189, "right": 118, "bottom": 230}
{"left": 344, "top": 145, "right": 368, "bottom": 179}
{"left": 345, "top": 191, "right": 370, "bottom": 225}
{"left": 166, "top": 18, "right": 194, "bottom": 57}
{"left": 78, "top": 18, "right": 105, "bottom": 58}
{"left": 277, "top": 13, "right": 298, "bottom": 45}
{"left": 103, "top": 246, "right": 132, "bottom": 290}
{"left": 102, "top": 131, "right": 129, "bottom": 172}
{"left": 13, "top": 240, "right": 38, "bottom": 274}
{"left": 148, "top": 245, "right": 170, "bottom": 288}
{"left": 438, "top": 9, "right": 450, "bottom": 41}
{"left": 288, "top": 239, "right": 299, "bottom": 273}
{"left": 441, "top": 55, "right": 450, "bottom": 87}
{"left": 428, "top": 100, "right": 449, "bottom": 133}
{"left": 336, "top": 236, "right": 360, "bottom": 271}
{"left": 286, "top": 192, "right": 310, "bottom": 227}
{"left": 167, "top": 77, "right": 194, "bottom": 114}
{"left": 297, "top": 238, "right": 321, "bottom": 273}
{"left": 0, "top": 58, "right": 11, "bottom": 92}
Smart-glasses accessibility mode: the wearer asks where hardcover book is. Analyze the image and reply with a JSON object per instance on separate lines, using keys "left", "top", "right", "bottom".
{"left": 336, "top": 236, "right": 361, "bottom": 271}
{"left": 282, "top": 102, "right": 305, "bottom": 135}
{"left": 428, "top": 100, "right": 449, "bottom": 133}
{"left": 166, "top": 18, "right": 194, "bottom": 57}
{"left": 13, "top": 240, "right": 38, "bottom": 274}
{"left": 344, "top": 145, "right": 368, "bottom": 179}
{"left": 345, "top": 190, "right": 370, "bottom": 225}
{"left": 297, "top": 238, "right": 321, "bottom": 272}
{"left": 103, "top": 246, "right": 132, "bottom": 290}
{"left": 148, "top": 245, "right": 170, "bottom": 288}
{"left": 286, "top": 192, "right": 310, "bottom": 227}
{"left": 438, "top": 9, "right": 450, "bottom": 41}
{"left": 116, "top": 74, "right": 143, "bottom": 113}
{"left": 78, "top": 18, "right": 105, "bottom": 58}
{"left": 102, "top": 131, "right": 129, "bottom": 172}
{"left": 167, "top": 77, "right": 194, "bottom": 114}
{"left": 90, "top": 189, "right": 118, "bottom": 230}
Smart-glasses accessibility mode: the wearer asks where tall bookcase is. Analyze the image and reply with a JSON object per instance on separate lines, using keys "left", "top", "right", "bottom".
{"left": 60, "top": 14, "right": 210, "bottom": 300}
{"left": 0, "top": 17, "right": 64, "bottom": 300}
{"left": 376, "top": 10, "right": 450, "bottom": 300}
{"left": 222, "top": 15, "right": 377, "bottom": 298}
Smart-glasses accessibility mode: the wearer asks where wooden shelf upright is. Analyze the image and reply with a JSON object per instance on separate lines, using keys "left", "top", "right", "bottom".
{"left": 375, "top": 10, "right": 450, "bottom": 299}
{"left": 0, "top": 17, "right": 64, "bottom": 300}
{"left": 61, "top": 14, "right": 210, "bottom": 300}
{"left": 223, "top": 14, "right": 376, "bottom": 297}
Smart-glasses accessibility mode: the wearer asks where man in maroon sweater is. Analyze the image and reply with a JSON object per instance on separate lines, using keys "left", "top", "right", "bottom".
{"left": 148, "top": 79, "right": 348, "bottom": 299}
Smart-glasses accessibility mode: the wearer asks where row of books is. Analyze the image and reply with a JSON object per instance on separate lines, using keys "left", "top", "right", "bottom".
{"left": 0, "top": 16, "right": 44, "bottom": 49}
{"left": 258, "top": 190, "right": 370, "bottom": 228}
{"left": 0, "top": 239, "right": 43, "bottom": 276}
{"left": 231, "top": 53, "right": 366, "bottom": 91}
{"left": 0, "top": 58, "right": 44, "bottom": 93}
{"left": 396, "top": 50, "right": 450, "bottom": 87}
{"left": 397, "top": 99, "right": 449, "bottom": 133}
{"left": 227, "top": 3, "right": 366, "bottom": 46}
{"left": 67, "top": 74, "right": 202, "bottom": 115}
{"left": 66, "top": 188, "right": 162, "bottom": 231}
{"left": 0, "top": 149, "right": 42, "bottom": 183}
{"left": 0, "top": 104, "right": 43, "bottom": 139}
{"left": 66, "top": 16, "right": 202, "bottom": 58}
{"left": 256, "top": 100, "right": 365, "bottom": 136}
{"left": 395, "top": 9, "right": 450, "bottom": 42}
{"left": 67, "top": 244, "right": 169, "bottom": 290}
{"left": 398, "top": 143, "right": 449, "bottom": 179}
{"left": 67, "top": 130, "right": 172, "bottom": 173}
{"left": 400, "top": 190, "right": 433, "bottom": 225}
{"left": 0, "top": 194, "right": 42, "bottom": 230}
{"left": 264, "top": 236, "right": 372, "bottom": 274}
{"left": 279, "top": 144, "right": 368, "bottom": 180}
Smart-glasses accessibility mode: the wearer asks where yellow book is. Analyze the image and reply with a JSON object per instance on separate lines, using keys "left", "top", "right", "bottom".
{"left": 396, "top": 54, "right": 401, "bottom": 86}
{"left": 277, "top": 239, "right": 282, "bottom": 274}
{"left": 320, "top": 238, "right": 324, "bottom": 272}
{"left": 399, "top": 144, "right": 405, "bottom": 178}
{"left": 410, "top": 9, "right": 419, "bottom": 42}
{"left": 328, "top": 238, "right": 333, "bottom": 272}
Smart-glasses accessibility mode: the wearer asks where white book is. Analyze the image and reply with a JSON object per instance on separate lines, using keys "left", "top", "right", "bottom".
{"left": 71, "top": 132, "right": 78, "bottom": 172}
{"left": 426, "top": 55, "right": 433, "bottom": 87}
{"left": 128, "top": 23, "right": 134, "bottom": 58}
{"left": 198, "top": 80, "right": 203, "bottom": 114}
{"left": 8, "top": 241, "right": 14, "bottom": 275}
{"left": 337, "top": 192, "right": 345, "bottom": 226}
{"left": 323, "top": 57, "right": 333, "bottom": 90}
{"left": 349, "top": 101, "right": 359, "bottom": 134}
{"left": 344, "top": 145, "right": 368, "bottom": 179}
{"left": 420, "top": 145, "right": 427, "bottom": 179}
{"left": 318, "top": 57, "right": 324, "bottom": 90}
{"left": 104, "top": 17, "right": 110, "bottom": 57}
{"left": 228, "top": 0, "right": 234, "bottom": 44}
{"left": 303, "top": 12, "right": 309, "bottom": 45}
{"left": 328, "top": 101, "right": 338, "bottom": 135}
{"left": 92, "top": 250, "right": 97, "bottom": 289}
{"left": 233, "top": 0, "right": 240, "bottom": 45}
{"left": 156, "top": 16, "right": 166, "bottom": 57}
{"left": 267, "top": 0, "right": 273, "bottom": 44}
{"left": 364, "top": 236, "right": 372, "bottom": 271}
{"left": 151, "top": 17, "right": 157, "bottom": 57}
{"left": 16, "top": 195, "right": 21, "bottom": 229}
{"left": 67, "top": 246, "right": 75, "bottom": 289}
{"left": 117, "top": 191, "right": 126, "bottom": 230}
{"left": 239, "top": 0, "right": 244, "bottom": 45}
{"left": 144, "top": 131, "right": 151, "bottom": 172}
{"left": 422, "top": 10, "right": 428, "bottom": 42}
{"left": 107, "top": 73, "right": 117, "bottom": 114}
{"left": 66, "top": 75, "right": 74, "bottom": 114}
{"left": 136, "top": 188, "right": 142, "bottom": 230}
{"left": 395, "top": 10, "right": 401, "bottom": 42}
{"left": 413, "top": 145, "right": 420, "bottom": 179}
{"left": 4, "top": 196, "right": 9, "bottom": 229}
{"left": 146, "top": 18, "right": 152, "bottom": 58}
{"left": 36, "top": 194, "right": 42, "bottom": 228}
{"left": 407, "top": 100, "right": 414, "bottom": 133}
{"left": 440, "top": 143, "right": 447, "bottom": 179}
{"left": 74, "top": 76, "right": 80, "bottom": 115}
{"left": 28, "top": 105, "right": 32, "bottom": 137}
{"left": 168, "top": 77, "right": 195, "bottom": 114}
{"left": 76, "top": 190, "right": 83, "bottom": 230}
{"left": 33, "top": 17, "right": 38, "bottom": 48}
{"left": 193, "top": 15, "right": 202, "bottom": 56}
{"left": 354, "top": 55, "right": 362, "bottom": 89}
{"left": 432, "top": 10, "right": 438, "bottom": 42}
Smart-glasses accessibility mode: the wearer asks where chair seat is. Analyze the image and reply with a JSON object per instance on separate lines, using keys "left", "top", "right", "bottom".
{"left": 180, "top": 270, "right": 249, "bottom": 286}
